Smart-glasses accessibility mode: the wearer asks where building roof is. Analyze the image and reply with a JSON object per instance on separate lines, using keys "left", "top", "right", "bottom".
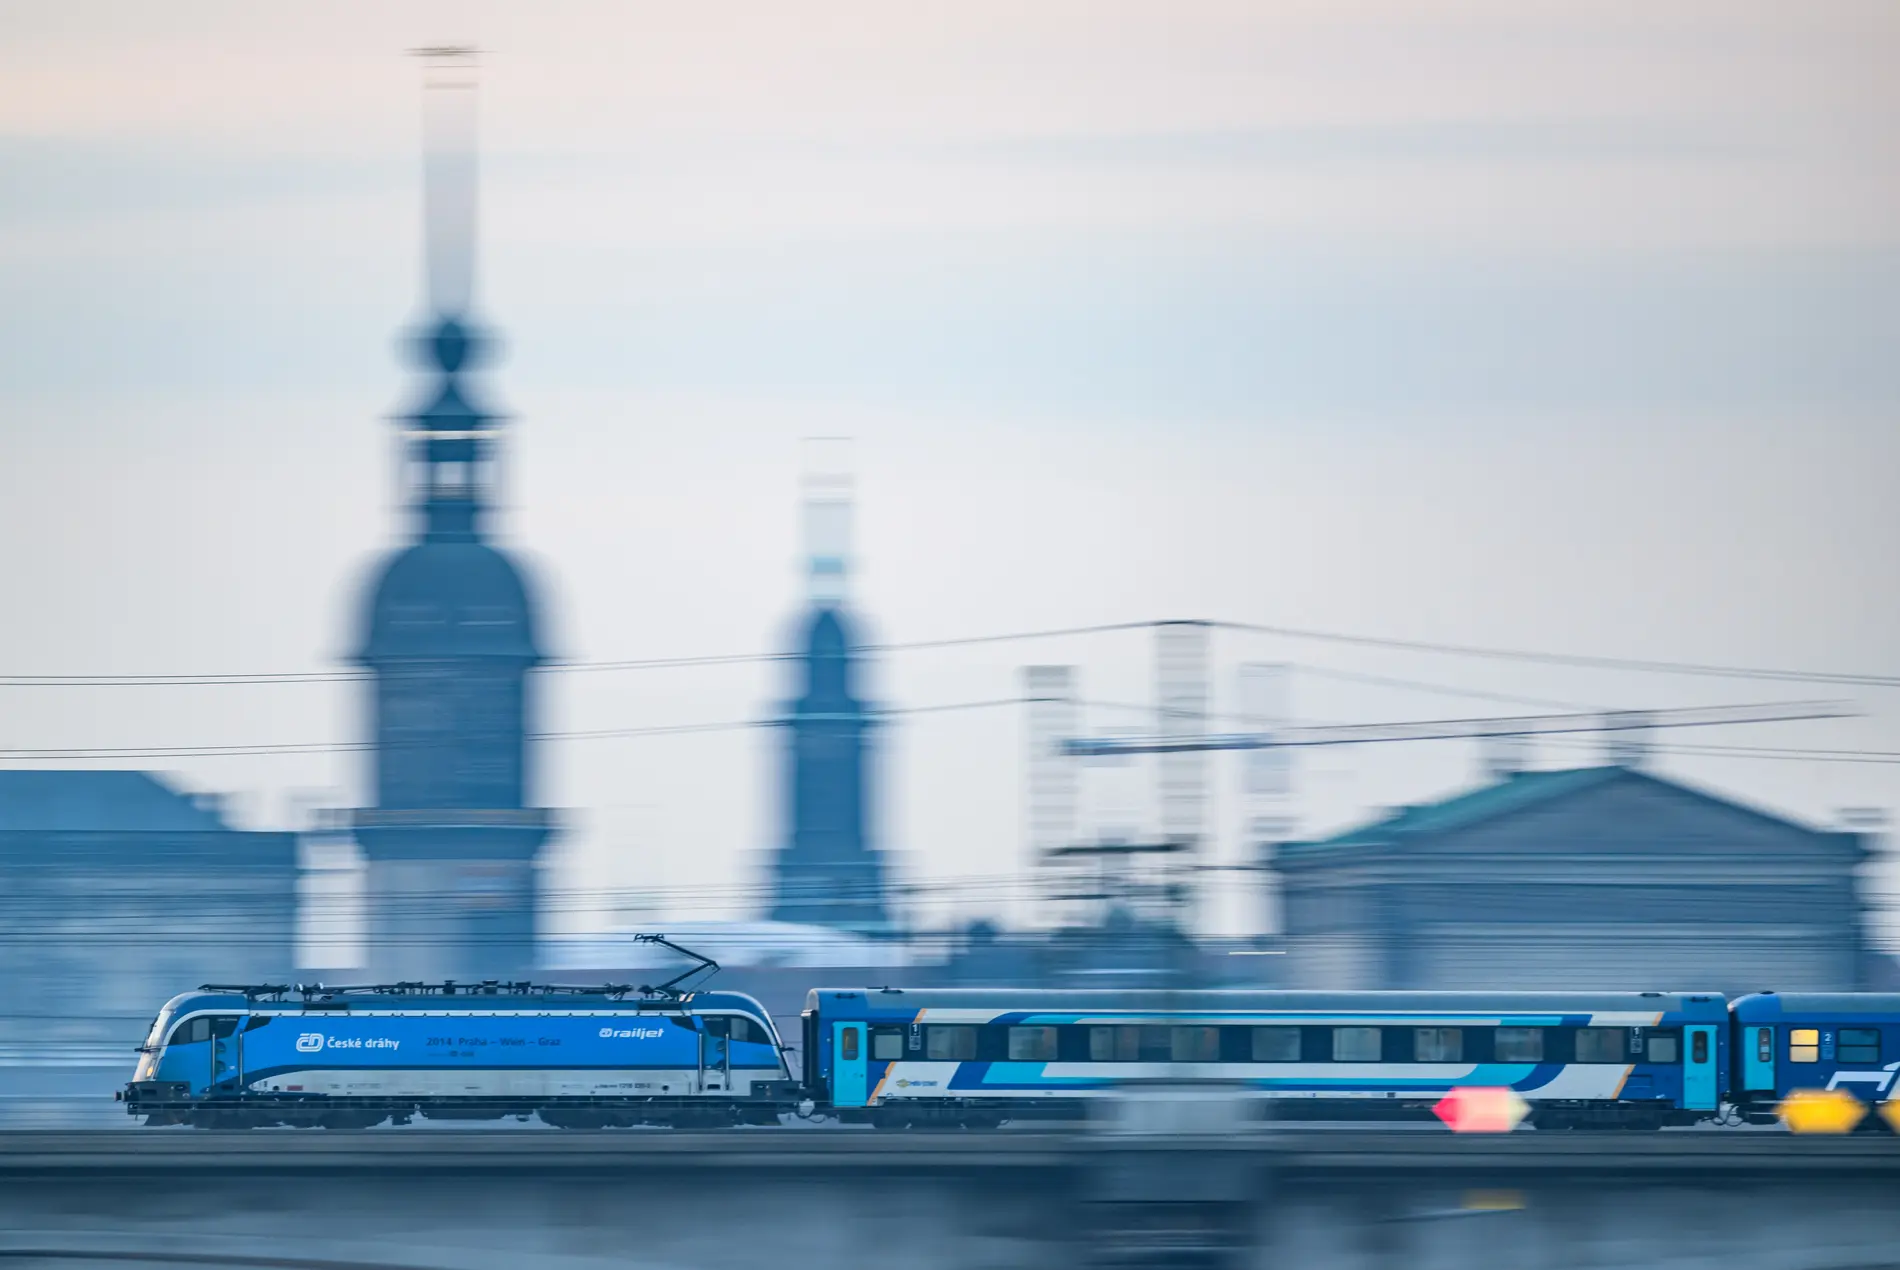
{"left": 0, "top": 771, "right": 229, "bottom": 833}
{"left": 1281, "top": 764, "right": 1837, "bottom": 857}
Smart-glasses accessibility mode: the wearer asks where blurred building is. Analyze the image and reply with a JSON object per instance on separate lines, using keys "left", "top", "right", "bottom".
{"left": 349, "top": 316, "right": 554, "bottom": 985}
{"left": 0, "top": 771, "right": 296, "bottom": 1046}
{"left": 768, "top": 449, "right": 891, "bottom": 935}
{"left": 1273, "top": 763, "right": 1874, "bottom": 992}
{"left": 349, "top": 64, "right": 555, "bottom": 985}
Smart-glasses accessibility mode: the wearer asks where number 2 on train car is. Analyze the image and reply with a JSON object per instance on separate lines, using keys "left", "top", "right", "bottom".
{"left": 833, "top": 1022, "right": 868, "bottom": 1108}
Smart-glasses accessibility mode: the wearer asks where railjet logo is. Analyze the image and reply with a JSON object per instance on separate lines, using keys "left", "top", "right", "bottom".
{"left": 295, "top": 1033, "right": 324, "bottom": 1053}
{"left": 600, "top": 1027, "right": 665, "bottom": 1040}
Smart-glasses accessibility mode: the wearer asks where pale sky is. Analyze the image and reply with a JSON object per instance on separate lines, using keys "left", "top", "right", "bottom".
{"left": 1, "top": 1, "right": 1897, "bottom": 943}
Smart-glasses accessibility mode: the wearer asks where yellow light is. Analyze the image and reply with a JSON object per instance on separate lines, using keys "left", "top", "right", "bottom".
{"left": 1463, "top": 1190, "right": 1526, "bottom": 1211}
{"left": 1877, "top": 1100, "right": 1900, "bottom": 1135}
{"left": 1778, "top": 1088, "right": 1868, "bottom": 1134}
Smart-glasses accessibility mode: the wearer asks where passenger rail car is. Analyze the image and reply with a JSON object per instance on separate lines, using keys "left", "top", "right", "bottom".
{"left": 803, "top": 988, "right": 1729, "bottom": 1129}
{"left": 122, "top": 981, "right": 796, "bottom": 1129}
{"left": 1730, "top": 992, "right": 1900, "bottom": 1126}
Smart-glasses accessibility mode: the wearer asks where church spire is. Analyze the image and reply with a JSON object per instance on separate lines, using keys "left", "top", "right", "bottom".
{"left": 801, "top": 436, "right": 853, "bottom": 606}
{"left": 402, "top": 46, "right": 500, "bottom": 545}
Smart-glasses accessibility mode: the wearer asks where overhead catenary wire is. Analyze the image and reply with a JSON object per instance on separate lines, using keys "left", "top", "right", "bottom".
{"left": 1210, "top": 619, "right": 1900, "bottom": 690}
{"left": 0, "top": 697, "right": 1866, "bottom": 763}
{"left": 0, "top": 621, "right": 1158, "bottom": 687}
{"left": 0, "top": 616, "right": 1891, "bottom": 689}
{"left": 0, "top": 697, "right": 1045, "bottom": 761}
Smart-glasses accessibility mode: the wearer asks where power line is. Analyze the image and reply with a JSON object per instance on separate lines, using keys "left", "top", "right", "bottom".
{"left": 1061, "top": 701, "right": 1855, "bottom": 757}
{"left": 0, "top": 616, "right": 1892, "bottom": 693}
{"left": 1292, "top": 665, "right": 1603, "bottom": 714}
{"left": 0, "top": 621, "right": 1157, "bottom": 688}
{"left": 1213, "top": 620, "right": 1900, "bottom": 690}
{"left": 0, "top": 697, "right": 1036, "bottom": 761}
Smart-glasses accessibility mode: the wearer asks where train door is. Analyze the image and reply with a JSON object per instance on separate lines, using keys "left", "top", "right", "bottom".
{"left": 1683, "top": 1025, "right": 1717, "bottom": 1111}
{"left": 1742, "top": 1024, "right": 1775, "bottom": 1094}
{"left": 701, "top": 1018, "right": 732, "bottom": 1094}
{"left": 833, "top": 1022, "right": 868, "bottom": 1108}
{"left": 208, "top": 1015, "right": 244, "bottom": 1094}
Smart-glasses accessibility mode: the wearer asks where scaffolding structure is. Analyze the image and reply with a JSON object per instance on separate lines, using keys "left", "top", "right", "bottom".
{"left": 1236, "top": 663, "right": 1297, "bottom": 936}
{"left": 1024, "top": 665, "right": 1080, "bottom": 928}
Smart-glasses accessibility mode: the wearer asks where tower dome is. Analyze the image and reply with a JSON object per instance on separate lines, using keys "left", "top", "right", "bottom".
{"left": 359, "top": 539, "right": 541, "bottom": 663}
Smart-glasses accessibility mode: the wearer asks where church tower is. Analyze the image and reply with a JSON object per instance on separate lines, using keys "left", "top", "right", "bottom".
{"left": 769, "top": 441, "right": 891, "bottom": 935}
{"left": 351, "top": 49, "right": 553, "bottom": 983}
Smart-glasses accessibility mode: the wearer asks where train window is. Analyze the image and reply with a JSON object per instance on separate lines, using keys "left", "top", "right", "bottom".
{"left": 1332, "top": 1027, "right": 1381, "bottom": 1062}
{"left": 1251, "top": 1027, "right": 1300, "bottom": 1062}
{"left": 1575, "top": 1027, "right": 1624, "bottom": 1063}
{"left": 1647, "top": 1033, "right": 1679, "bottom": 1064}
{"left": 927, "top": 1026, "right": 977, "bottom": 1061}
{"left": 840, "top": 1028, "right": 859, "bottom": 1061}
{"left": 1171, "top": 1027, "right": 1221, "bottom": 1063}
{"left": 168, "top": 1017, "right": 210, "bottom": 1045}
{"left": 1139, "top": 1028, "right": 1174, "bottom": 1062}
{"left": 731, "top": 1017, "right": 772, "bottom": 1045}
{"left": 1840, "top": 1029, "right": 1881, "bottom": 1064}
{"left": 1494, "top": 1028, "right": 1544, "bottom": 1062}
{"left": 1089, "top": 1026, "right": 1141, "bottom": 1062}
{"left": 1789, "top": 1029, "right": 1819, "bottom": 1063}
{"left": 870, "top": 1028, "right": 905, "bottom": 1061}
{"left": 1756, "top": 1028, "right": 1773, "bottom": 1063}
{"left": 1008, "top": 1026, "right": 1058, "bottom": 1061}
{"left": 209, "top": 1016, "right": 240, "bottom": 1039}
{"left": 1691, "top": 1031, "right": 1709, "bottom": 1064}
{"left": 1413, "top": 1028, "right": 1462, "bottom": 1062}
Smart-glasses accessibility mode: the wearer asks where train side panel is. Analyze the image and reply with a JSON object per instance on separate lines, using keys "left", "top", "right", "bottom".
{"left": 127, "top": 988, "right": 794, "bottom": 1127}
{"left": 807, "top": 988, "right": 1728, "bottom": 1128}
{"left": 1730, "top": 992, "right": 1900, "bottom": 1125}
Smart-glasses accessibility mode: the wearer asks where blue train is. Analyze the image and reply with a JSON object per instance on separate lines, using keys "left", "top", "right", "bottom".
{"left": 120, "top": 962, "right": 1900, "bottom": 1130}
{"left": 1729, "top": 992, "right": 1900, "bottom": 1123}
{"left": 800, "top": 988, "right": 1900, "bottom": 1131}
{"left": 121, "top": 978, "right": 796, "bottom": 1129}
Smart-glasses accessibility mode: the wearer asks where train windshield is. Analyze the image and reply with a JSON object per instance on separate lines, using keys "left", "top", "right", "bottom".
{"left": 139, "top": 1011, "right": 170, "bottom": 1053}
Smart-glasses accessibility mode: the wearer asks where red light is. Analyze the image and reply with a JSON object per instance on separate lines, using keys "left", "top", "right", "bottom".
{"left": 1433, "top": 1086, "right": 1529, "bottom": 1133}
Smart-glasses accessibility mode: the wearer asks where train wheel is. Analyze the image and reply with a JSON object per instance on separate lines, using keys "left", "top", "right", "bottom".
{"left": 1852, "top": 1110, "right": 1896, "bottom": 1134}
{"left": 192, "top": 1111, "right": 255, "bottom": 1131}
{"left": 319, "top": 1112, "right": 386, "bottom": 1130}
{"left": 870, "top": 1107, "right": 913, "bottom": 1130}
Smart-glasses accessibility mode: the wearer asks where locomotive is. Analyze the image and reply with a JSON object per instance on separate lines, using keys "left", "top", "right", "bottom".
{"left": 120, "top": 939, "right": 796, "bottom": 1129}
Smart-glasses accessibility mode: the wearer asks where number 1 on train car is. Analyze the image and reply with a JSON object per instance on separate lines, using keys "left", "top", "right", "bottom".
{"left": 1684, "top": 1024, "right": 1717, "bottom": 1110}
{"left": 833, "top": 1022, "right": 868, "bottom": 1107}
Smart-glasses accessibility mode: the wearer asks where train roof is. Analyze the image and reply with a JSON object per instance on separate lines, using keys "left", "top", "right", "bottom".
{"left": 805, "top": 988, "right": 1727, "bottom": 1014}
{"left": 155, "top": 986, "right": 773, "bottom": 1016}
{"left": 1730, "top": 992, "right": 1900, "bottom": 1018}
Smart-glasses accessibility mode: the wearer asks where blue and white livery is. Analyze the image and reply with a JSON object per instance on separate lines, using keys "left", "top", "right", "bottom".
{"left": 1730, "top": 991, "right": 1900, "bottom": 1126}
{"left": 802, "top": 988, "right": 1728, "bottom": 1129}
{"left": 124, "top": 982, "right": 795, "bottom": 1128}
